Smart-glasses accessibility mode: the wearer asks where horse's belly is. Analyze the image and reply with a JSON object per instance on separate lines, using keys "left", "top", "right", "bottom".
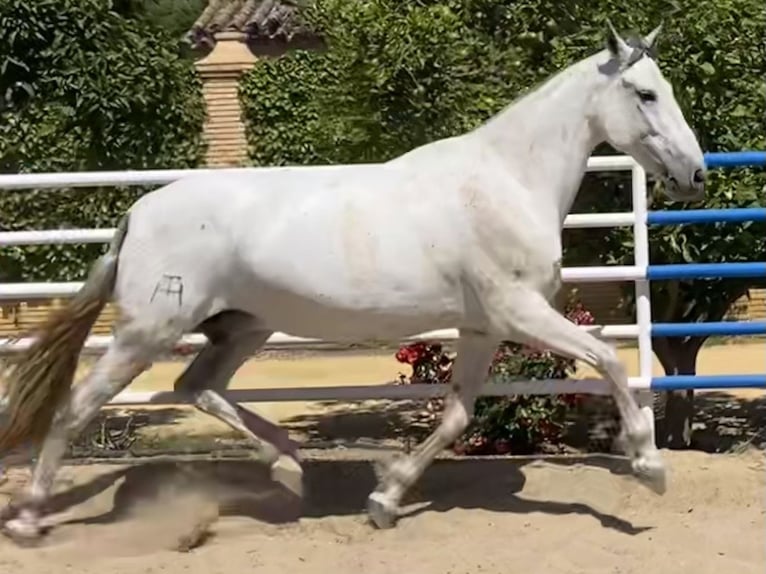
{"left": 233, "top": 278, "right": 466, "bottom": 341}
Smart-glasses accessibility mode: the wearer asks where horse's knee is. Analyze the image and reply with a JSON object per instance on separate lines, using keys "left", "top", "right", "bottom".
{"left": 593, "top": 342, "right": 626, "bottom": 380}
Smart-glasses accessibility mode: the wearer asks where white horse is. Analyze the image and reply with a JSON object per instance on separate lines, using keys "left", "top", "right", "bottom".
{"left": 0, "top": 22, "right": 705, "bottom": 539}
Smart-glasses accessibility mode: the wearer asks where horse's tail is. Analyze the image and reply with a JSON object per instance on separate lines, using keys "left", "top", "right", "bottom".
{"left": 0, "top": 214, "right": 130, "bottom": 451}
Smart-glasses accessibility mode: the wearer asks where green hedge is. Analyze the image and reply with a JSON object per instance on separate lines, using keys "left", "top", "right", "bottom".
{"left": 0, "top": 0, "right": 206, "bottom": 282}
{"left": 239, "top": 2, "right": 765, "bottom": 425}
{"left": 241, "top": 0, "right": 763, "bottom": 168}
{"left": 240, "top": 0, "right": 765, "bottom": 331}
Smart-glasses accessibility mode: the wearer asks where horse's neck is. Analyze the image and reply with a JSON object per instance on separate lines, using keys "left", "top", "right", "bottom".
{"left": 476, "top": 52, "right": 607, "bottom": 226}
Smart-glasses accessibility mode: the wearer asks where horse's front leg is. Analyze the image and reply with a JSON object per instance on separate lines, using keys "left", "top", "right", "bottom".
{"left": 483, "top": 283, "right": 666, "bottom": 493}
{"left": 367, "top": 331, "right": 497, "bottom": 529}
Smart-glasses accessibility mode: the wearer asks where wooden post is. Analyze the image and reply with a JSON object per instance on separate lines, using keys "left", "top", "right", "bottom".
{"left": 194, "top": 31, "right": 257, "bottom": 167}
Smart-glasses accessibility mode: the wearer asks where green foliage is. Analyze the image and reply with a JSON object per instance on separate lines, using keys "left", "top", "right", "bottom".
{"left": 113, "top": 0, "right": 207, "bottom": 56}
{"left": 240, "top": 50, "right": 328, "bottom": 166}
{"left": 240, "top": 0, "right": 764, "bottom": 444}
{"left": 243, "top": 0, "right": 763, "bottom": 373}
{"left": 0, "top": 0, "right": 206, "bottom": 282}
{"left": 562, "top": 0, "right": 765, "bottom": 374}
{"left": 240, "top": 0, "right": 533, "bottom": 165}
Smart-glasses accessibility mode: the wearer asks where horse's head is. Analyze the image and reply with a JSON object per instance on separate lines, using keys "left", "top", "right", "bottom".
{"left": 595, "top": 22, "right": 705, "bottom": 202}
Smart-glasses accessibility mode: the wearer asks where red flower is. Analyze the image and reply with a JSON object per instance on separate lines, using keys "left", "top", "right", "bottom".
{"left": 395, "top": 342, "right": 430, "bottom": 365}
{"left": 538, "top": 420, "right": 559, "bottom": 438}
{"left": 566, "top": 303, "right": 595, "bottom": 326}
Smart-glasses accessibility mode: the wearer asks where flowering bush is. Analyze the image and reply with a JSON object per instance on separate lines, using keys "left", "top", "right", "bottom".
{"left": 395, "top": 294, "right": 596, "bottom": 455}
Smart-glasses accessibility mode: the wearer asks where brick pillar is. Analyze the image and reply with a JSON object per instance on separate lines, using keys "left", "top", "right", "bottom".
{"left": 194, "top": 31, "right": 257, "bottom": 167}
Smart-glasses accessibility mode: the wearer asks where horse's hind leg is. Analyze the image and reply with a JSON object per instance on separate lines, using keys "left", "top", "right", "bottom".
{"left": 2, "top": 323, "right": 170, "bottom": 540}
{"left": 173, "top": 312, "right": 302, "bottom": 496}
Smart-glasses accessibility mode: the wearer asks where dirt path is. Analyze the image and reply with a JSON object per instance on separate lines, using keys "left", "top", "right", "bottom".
{"left": 0, "top": 449, "right": 763, "bottom": 574}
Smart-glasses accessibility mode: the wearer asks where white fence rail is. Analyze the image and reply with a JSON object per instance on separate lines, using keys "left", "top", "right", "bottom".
{"left": 0, "top": 265, "right": 645, "bottom": 300}
{"left": 0, "top": 155, "right": 654, "bottom": 406}
{"left": 0, "top": 212, "right": 638, "bottom": 247}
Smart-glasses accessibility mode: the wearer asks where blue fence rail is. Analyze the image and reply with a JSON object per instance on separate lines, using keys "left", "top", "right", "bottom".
{"left": 645, "top": 150, "right": 765, "bottom": 392}
{"left": 646, "top": 262, "right": 766, "bottom": 280}
{"left": 651, "top": 321, "right": 766, "bottom": 338}
{"left": 647, "top": 207, "right": 766, "bottom": 225}
{"left": 704, "top": 151, "right": 766, "bottom": 168}
{"left": 651, "top": 374, "right": 766, "bottom": 391}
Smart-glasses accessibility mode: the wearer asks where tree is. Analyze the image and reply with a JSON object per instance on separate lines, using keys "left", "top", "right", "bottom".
{"left": 0, "top": 0, "right": 206, "bottom": 283}
{"left": 112, "top": 0, "right": 208, "bottom": 57}
{"left": 241, "top": 0, "right": 579, "bottom": 166}
{"left": 565, "top": 0, "right": 765, "bottom": 448}
{"left": 240, "top": 0, "right": 765, "bottom": 448}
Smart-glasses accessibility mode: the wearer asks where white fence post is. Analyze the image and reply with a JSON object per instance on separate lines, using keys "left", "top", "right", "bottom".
{"left": 630, "top": 163, "right": 656, "bottom": 442}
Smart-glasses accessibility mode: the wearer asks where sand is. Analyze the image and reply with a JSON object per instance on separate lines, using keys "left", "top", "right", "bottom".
{"left": 0, "top": 449, "right": 763, "bottom": 574}
{"left": 0, "top": 341, "right": 763, "bottom": 572}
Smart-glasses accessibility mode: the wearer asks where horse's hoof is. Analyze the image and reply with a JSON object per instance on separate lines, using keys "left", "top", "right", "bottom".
{"left": 367, "top": 492, "right": 398, "bottom": 530}
{"left": 271, "top": 454, "right": 304, "bottom": 499}
{"left": 631, "top": 450, "right": 667, "bottom": 495}
{"left": 2, "top": 517, "right": 45, "bottom": 545}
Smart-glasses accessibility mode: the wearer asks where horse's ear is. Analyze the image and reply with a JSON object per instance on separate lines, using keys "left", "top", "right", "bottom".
{"left": 642, "top": 23, "right": 663, "bottom": 51}
{"left": 605, "top": 19, "right": 632, "bottom": 63}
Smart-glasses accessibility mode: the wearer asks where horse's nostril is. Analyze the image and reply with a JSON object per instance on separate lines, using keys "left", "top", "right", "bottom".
{"left": 693, "top": 168, "right": 706, "bottom": 184}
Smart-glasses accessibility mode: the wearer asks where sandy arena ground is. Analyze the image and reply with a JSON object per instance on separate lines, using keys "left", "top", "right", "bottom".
{"left": 0, "top": 341, "right": 763, "bottom": 573}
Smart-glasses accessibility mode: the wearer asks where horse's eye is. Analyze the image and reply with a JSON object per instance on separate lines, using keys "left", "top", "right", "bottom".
{"left": 637, "top": 89, "right": 657, "bottom": 103}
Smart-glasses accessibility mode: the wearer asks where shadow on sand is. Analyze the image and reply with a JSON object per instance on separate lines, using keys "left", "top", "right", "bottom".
{"left": 280, "top": 391, "right": 766, "bottom": 454}
{"left": 281, "top": 398, "right": 434, "bottom": 447}
{"left": 690, "top": 391, "right": 766, "bottom": 452}
{"left": 4, "top": 390, "right": 758, "bottom": 545}
{"left": 33, "top": 454, "right": 647, "bottom": 538}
